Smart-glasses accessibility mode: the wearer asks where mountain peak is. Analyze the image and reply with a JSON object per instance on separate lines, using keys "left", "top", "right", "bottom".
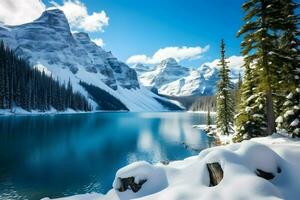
{"left": 34, "top": 8, "right": 70, "bottom": 30}
{"left": 40, "top": 8, "right": 66, "bottom": 19}
{"left": 161, "top": 57, "right": 178, "bottom": 65}
{"left": 199, "top": 64, "right": 213, "bottom": 73}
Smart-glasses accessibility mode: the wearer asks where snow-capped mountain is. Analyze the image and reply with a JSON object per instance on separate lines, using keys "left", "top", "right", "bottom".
{"left": 132, "top": 63, "right": 153, "bottom": 75}
{"left": 159, "top": 65, "right": 219, "bottom": 96}
{"left": 0, "top": 9, "right": 179, "bottom": 111}
{"left": 137, "top": 58, "right": 219, "bottom": 96}
{"left": 135, "top": 57, "right": 241, "bottom": 97}
{"left": 139, "top": 58, "right": 190, "bottom": 88}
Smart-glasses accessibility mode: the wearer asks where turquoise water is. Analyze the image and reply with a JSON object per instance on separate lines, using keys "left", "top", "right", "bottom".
{"left": 0, "top": 112, "right": 216, "bottom": 200}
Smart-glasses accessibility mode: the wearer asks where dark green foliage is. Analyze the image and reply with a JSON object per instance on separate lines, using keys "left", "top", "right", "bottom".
{"left": 234, "top": 72, "right": 243, "bottom": 112}
{"left": 276, "top": 0, "right": 300, "bottom": 137}
{"left": 153, "top": 97, "right": 184, "bottom": 111}
{"left": 0, "top": 41, "right": 91, "bottom": 112}
{"left": 234, "top": 64, "right": 267, "bottom": 142}
{"left": 79, "top": 81, "right": 129, "bottom": 111}
{"left": 206, "top": 107, "right": 212, "bottom": 126}
{"left": 278, "top": 89, "right": 300, "bottom": 137}
{"left": 216, "top": 40, "right": 235, "bottom": 135}
{"left": 235, "top": 0, "right": 300, "bottom": 139}
{"left": 189, "top": 96, "right": 216, "bottom": 112}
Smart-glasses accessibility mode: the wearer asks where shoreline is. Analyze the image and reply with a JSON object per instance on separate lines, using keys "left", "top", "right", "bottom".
{"left": 44, "top": 133, "right": 300, "bottom": 200}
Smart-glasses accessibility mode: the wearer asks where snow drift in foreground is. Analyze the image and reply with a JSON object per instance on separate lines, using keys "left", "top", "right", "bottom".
{"left": 43, "top": 133, "right": 300, "bottom": 200}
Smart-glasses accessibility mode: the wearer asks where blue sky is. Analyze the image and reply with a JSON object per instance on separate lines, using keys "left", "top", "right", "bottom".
{"left": 0, "top": 0, "right": 246, "bottom": 68}
{"left": 43, "top": 0, "right": 246, "bottom": 67}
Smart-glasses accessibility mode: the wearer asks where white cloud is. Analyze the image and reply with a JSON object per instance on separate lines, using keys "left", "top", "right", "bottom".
{"left": 0, "top": 0, "right": 45, "bottom": 25}
{"left": 92, "top": 38, "right": 105, "bottom": 47}
{"left": 51, "top": 0, "right": 109, "bottom": 32}
{"left": 126, "top": 45, "right": 210, "bottom": 65}
{"left": 0, "top": 0, "right": 109, "bottom": 33}
{"left": 203, "top": 55, "right": 244, "bottom": 71}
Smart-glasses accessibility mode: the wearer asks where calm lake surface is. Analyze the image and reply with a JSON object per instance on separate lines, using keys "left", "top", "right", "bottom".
{"left": 0, "top": 112, "right": 216, "bottom": 200}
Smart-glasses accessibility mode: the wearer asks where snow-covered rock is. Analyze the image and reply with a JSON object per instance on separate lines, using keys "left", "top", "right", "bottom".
{"left": 0, "top": 9, "right": 175, "bottom": 111}
{"left": 45, "top": 133, "right": 300, "bottom": 200}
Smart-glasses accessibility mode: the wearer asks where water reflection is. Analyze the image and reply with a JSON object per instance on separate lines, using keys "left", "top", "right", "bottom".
{"left": 0, "top": 112, "right": 215, "bottom": 200}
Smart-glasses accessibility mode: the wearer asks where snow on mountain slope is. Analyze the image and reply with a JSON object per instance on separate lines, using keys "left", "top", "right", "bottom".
{"left": 136, "top": 58, "right": 240, "bottom": 97}
{"left": 0, "top": 8, "right": 173, "bottom": 111}
{"left": 159, "top": 66, "right": 218, "bottom": 96}
{"left": 137, "top": 59, "right": 219, "bottom": 96}
{"left": 132, "top": 63, "right": 153, "bottom": 75}
{"left": 139, "top": 58, "right": 189, "bottom": 88}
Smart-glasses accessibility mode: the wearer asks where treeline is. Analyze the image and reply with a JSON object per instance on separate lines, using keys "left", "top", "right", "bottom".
{"left": 79, "top": 81, "right": 128, "bottom": 111}
{"left": 214, "top": 0, "right": 299, "bottom": 140}
{"left": 153, "top": 97, "right": 184, "bottom": 111}
{"left": 0, "top": 41, "right": 91, "bottom": 112}
{"left": 189, "top": 96, "right": 217, "bottom": 112}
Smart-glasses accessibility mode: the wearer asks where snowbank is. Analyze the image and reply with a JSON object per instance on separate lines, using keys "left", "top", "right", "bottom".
{"left": 43, "top": 134, "right": 300, "bottom": 200}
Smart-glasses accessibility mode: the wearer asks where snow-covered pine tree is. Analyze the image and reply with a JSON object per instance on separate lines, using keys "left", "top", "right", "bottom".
{"left": 216, "top": 39, "right": 235, "bottom": 135}
{"left": 237, "top": 0, "right": 288, "bottom": 136}
{"left": 276, "top": 0, "right": 300, "bottom": 137}
{"left": 234, "top": 63, "right": 267, "bottom": 142}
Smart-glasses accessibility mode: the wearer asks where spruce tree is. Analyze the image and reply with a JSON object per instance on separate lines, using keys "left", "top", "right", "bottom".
{"left": 234, "top": 63, "right": 267, "bottom": 142}
{"left": 216, "top": 39, "right": 235, "bottom": 135}
{"left": 237, "top": 0, "right": 289, "bottom": 136}
{"left": 234, "top": 72, "right": 243, "bottom": 112}
{"left": 207, "top": 107, "right": 212, "bottom": 127}
{"left": 276, "top": 0, "right": 300, "bottom": 137}
{"left": 0, "top": 41, "right": 91, "bottom": 112}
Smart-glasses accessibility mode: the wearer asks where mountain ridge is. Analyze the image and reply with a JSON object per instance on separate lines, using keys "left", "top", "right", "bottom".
{"left": 0, "top": 8, "right": 179, "bottom": 111}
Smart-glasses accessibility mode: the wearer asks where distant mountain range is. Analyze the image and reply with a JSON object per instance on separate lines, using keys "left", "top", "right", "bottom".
{"left": 0, "top": 8, "right": 181, "bottom": 111}
{"left": 132, "top": 58, "right": 240, "bottom": 97}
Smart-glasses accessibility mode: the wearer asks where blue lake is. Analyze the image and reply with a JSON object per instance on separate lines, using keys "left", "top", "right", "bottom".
{"left": 0, "top": 112, "right": 216, "bottom": 200}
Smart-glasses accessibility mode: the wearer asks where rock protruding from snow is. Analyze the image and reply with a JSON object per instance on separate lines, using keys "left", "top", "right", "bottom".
{"left": 255, "top": 169, "right": 275, "bottom": 180}
{"left": 116, "top": 177, "right": 147, "bottom": 193}
{"left": 206, "top": 162, "right": 223, "bottom": 186}
{"left": 112, "top": 161, "right": 168, "bottom": 199}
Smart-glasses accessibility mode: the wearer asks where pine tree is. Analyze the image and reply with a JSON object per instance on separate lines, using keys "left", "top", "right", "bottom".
{"left": 206, "top": 107, "right": 212, "bottom": 127}
{"left": 276, "top": 0, "right": 300, "bottom": 137}
{"left": 234, "top": 63, "right": 267, "bottom": 142}
{"left": 236, "top": 0, "right": 291, "bottom": 136}
{"left": 0, "top": 41, "right": 91, "bottom": 112}
{"left": 216, "top": 39, "right": 235, "bottom": 135}
{"left": 234, "top": 72, "right": 243, "bottom": 112}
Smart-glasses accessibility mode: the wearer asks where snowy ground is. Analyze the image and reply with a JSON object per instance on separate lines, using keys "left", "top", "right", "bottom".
{"left": 43, "top": 133, "right": 300, "bottom": 200}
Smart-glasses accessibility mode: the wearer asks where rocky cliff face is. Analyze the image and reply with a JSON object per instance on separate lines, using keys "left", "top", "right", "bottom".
{"left": 139, "top": 58, "right": 190, "bottom": 88}
{"left": 0, "top": 8, "right": 176, "bottom": 111}
{"left": 135, "top": 57, "right": 242, "bottom": 97}
{"left": 0, "top": 8, "right": 139, "bottom": 91}
{"left": 137, "top": 58, "right": 219, "bottom": 96}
